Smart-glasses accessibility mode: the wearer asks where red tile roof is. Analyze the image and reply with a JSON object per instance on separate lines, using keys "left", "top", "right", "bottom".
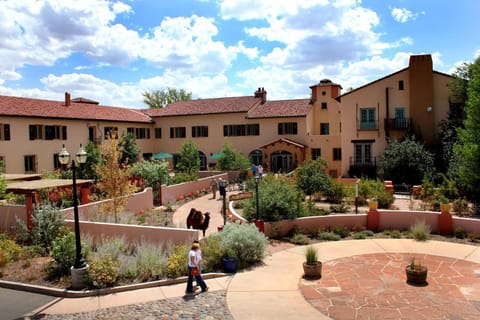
{"left": 247, "top": 99, "right": 311, "bottom": 118}
{"left": 143, "top": 96, "right": 262, "bottom": 117}
{"left": 0, "top": 95, "right": 152, "bottom": 123}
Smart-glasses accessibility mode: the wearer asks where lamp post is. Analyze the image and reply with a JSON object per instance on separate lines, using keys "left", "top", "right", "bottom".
{"left": 355, "top": 180, "right": 359, "bottom": 215}
{"left": 59, "top": 144, "right": 88, "bottom": 289}
{"left": 254, "top": 175, "right": 260, "bottom": 220}
{"left": 219, "top": 179, "right": 227, "bottom": 225}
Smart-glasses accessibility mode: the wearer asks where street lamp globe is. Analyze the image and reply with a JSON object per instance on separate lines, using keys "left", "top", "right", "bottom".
{"left": 76, "top": 144, "right": 87, "bottom": 164}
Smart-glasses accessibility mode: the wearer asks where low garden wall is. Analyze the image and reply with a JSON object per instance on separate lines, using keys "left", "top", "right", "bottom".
{"left": 261, "top": 209, "right": 480, "bottom": 238}
{"left": 65, "top": 220, "right": 199, "bottom": 247}
{"left": 160, "top": 173, "right": 228, "bottom": 205}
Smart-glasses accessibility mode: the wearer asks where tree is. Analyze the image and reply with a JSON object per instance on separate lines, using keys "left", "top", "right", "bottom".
{"left": 217, "top": 139, "right": 251, "bottom": 171}
{"left": 142, "top": 88, "right": 192, "bottom": 108}
{"left": 95, "top": 131, "right": 138, "bottom": 223}
{"left": 0, "top": 160, "right": 7, "bottom": 199}
{"left": 295, "top": 158, "right": 332, "bottom": 196}
{"left": 176, "top": 139, "right": 200, "bottom": 175}
{"left": 120, "top": 132, "right": 140, "bottom": 165}
{"left": 454, "top": 56, "right": 480, "bottom": 208}
{"left": 131, "top": 160, "right": 169, "bottom": 187}
{"left": 77, "top": 142, "right": 102, "bottom": 181}
{"left": 380, "top": 135, "right": 435, "bottom": 186}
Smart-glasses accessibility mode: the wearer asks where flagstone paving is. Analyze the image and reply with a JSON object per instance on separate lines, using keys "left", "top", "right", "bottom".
{"left": 300, "top": 253, "right": 480, "bottom": 320}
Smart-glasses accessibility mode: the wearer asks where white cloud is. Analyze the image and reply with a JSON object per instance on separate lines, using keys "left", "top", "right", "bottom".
{"left": 391, "top": 7, "right": 424, "bottom": 23}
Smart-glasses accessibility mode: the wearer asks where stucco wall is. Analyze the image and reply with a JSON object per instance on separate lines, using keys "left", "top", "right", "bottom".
{"left": 65, "top": 220, "right": 199, "bottom": 247}
{"left": 0, "top": 204, "right": 26, "bottom": 235}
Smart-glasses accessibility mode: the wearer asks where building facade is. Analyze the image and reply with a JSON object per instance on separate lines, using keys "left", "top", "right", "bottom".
{"left": 0, "top": 54, "right": 453, "bottom": 179}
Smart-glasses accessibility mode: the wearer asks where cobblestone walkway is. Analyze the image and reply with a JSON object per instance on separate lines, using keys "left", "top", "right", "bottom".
{"left": 300, "top": 253, "right": 480, "bottom": 320}
{"left": 33, "top": 291, "right": 233, "bottom": 320}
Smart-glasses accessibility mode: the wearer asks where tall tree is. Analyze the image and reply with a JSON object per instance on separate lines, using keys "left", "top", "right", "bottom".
{"left": 96, "top": 131, "right": 138, "bottom": 223}
{"left": 217, "top": 139, "right": 251, "bottom": 171}
{"left": 176, "top": 139, "right": 200, "bottom": 175}
{"left": 142, "top": 88, "right": 192, "bottom": 108}
{"left": 120, "top": 132, "right": 140, "bottom": 165}
{"left": 454, "top": 57, "right": 480, "bottom": 209}
{"left": 295, "top": 158, "right": 332, "bottom": 196}
{"left": 380, "top": 135, "right": 435, "bottom": 186}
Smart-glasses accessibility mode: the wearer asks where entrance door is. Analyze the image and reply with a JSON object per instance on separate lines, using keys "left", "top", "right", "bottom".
{"left": 271, "top": 151, "right": 293, "bottom": 173}
{"left": 394, "top": 108, "right": 406, "bottom": 129}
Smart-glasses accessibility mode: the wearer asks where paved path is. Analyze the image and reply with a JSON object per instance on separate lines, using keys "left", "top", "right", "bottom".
{"left": 7, "top": 193, "right": 480, "bottom": 319}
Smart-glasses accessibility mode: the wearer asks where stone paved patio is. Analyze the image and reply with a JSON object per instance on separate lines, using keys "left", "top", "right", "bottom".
{"left": 300, "top": 253, "right": 480, "bottom": 320}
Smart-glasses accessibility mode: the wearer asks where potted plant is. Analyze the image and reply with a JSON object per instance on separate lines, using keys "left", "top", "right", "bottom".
{"left": 439, "top": 195, "right": 451, "bottom": 213}
{"left": 368, "top": 197, "right": 378, "bottom": 210}
{"left": 222, "top": 247, "right": 238, "bottom": 273}
{"left": 405, "top": 257, "right": 428, "bottom": 285}
{"left": 303, "top": 246, "right": 322, "bottom": 279}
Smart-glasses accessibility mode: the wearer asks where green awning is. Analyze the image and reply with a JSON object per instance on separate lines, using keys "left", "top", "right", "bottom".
{"left": 209, "top": 152, "right": 221, "bottom": 159}
{"left": 153, "top": 152, "right": 173, "bottom": 159}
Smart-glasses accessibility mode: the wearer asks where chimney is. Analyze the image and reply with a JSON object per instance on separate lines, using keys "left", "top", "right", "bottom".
{"left": 65, "top": 92, "right": 71, "bottom": 107}
{"left": 254, "top": 87, "right": 267, "bottom": 104}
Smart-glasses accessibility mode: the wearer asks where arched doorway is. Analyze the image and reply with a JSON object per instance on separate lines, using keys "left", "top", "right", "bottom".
{"left": 249, "top": 149, "right": 263, "bottom": 166}
{"left": 271, "top": 151, "right": 293, "bottom": 173}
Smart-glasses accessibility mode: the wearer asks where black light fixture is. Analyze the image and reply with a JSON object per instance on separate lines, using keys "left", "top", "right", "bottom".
{"left": 219, "top": 179, "right": 227, "bottom": 225}
{"left": 254, "top": 175, "right": 260, "bottom": 220}
{"left": 58, "top": 144, "right": 87, "bottom": 270}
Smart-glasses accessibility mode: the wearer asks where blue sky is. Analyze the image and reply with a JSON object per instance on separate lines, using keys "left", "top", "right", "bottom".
{"left": 0, "top": 0, "right": 479, "bottom": 109}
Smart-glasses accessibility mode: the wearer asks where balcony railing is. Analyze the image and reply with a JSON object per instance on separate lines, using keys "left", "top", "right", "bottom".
{"left": 349, "top": 156, "right": 377, "bottom": 167}
{"left": 384, "top": 117, "right": 411, "bottom": 130}
{"left": 349, "top": 157, "right": 377, "bottom": 179}
{"left": 358, "top": 120, "right": 378, "bottom": 130}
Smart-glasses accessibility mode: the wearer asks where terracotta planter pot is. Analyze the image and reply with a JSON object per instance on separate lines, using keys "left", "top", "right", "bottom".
{"left": 303, "top": 261, "right": 322, "bottom": 279}
{"left": 440, "top": 203, "right": 451, "bottom": 213}
{"left": 405, "top": 265, "right": 428, "bottom": 285}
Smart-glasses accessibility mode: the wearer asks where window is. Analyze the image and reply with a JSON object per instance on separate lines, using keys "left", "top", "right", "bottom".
{"left": 333, "top": 148, "right": 342, "bottom": 161}
{"left": 354, "top": 142, "right": 372, "bottom": 165}
{"left": 223, "top": 124, "right": 260, "bottom": 136}
{"left": 311, "top": 148, "right": 321, "bottom": 160}
{"left": 104, "top": 127, "right": 118, "bottom": 139}
{"left": 0, "top": 124, "right": 10, "bottom": 140}
{"left": 278, "top": 122, "right": 297, "bottom": 135}
{"left": 398, "top": 80, "right": 404, "bottom": 91}
{"left": 24, "top": 155, "right": 37, "bottom": 173}
{"left": 127, "top": 127, "right": 150, "bottom": 139}
{"left": 154, "top": 128, "right": 162, "bottom": 139}
{"left": 321, "top": 102, "right": 327, "bottom": 109}
{"left": 359, "top": 108, "right": 377, "bottom": 130}
{"left": 170, "top": 127, "right": 186, "bottom": 138}
{"left": 45, "top": 125, "right": 67, "bottom": 140}
{"left": 320, "top": 123, "right": 329, "bottom": 135}
{"left": 29, "top": 125, "right": 43, "bottom": 140}
{"left": 192, "top": 126, "right": 208, "bottom": 137}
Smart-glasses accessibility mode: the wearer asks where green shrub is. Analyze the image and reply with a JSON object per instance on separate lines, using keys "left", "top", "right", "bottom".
{"left": 95, "top": 236, "right": 129, "bottom": 261}
{"left": 353, "top": 232, "right": 367, "bottom": 239}
{"left": 134, "top": 241, "right": 167, "bottom": 281}
{"left": 242, "top": 175, "right": 303, "bottom": 221}
{"left": 201, "top": 234, "right": 224, "bottom": 272}
{"left": 454, "top": 227, "right": 467, "bottom": 239}
{"left": 0, "top": 235, "right": 22, "bottom": 267}
{"left": 324, "top": 180, "right": 346, "bottom": 204}
{"left": 409, "top": 220, "right": 431, "bottom": 241}
{"left": 452, "top": 198, "right": 470, "bottom": 216}
{"left": 389, "top": 230, "right": 402, "bottom": 238}
{"left": 14, "top": 204, "right": 66, "bottom": 253}
{"left": 117, "top": 255, "right": 138, "bottom": 280}
{"left": 166, "top": 244, "right": 189, "bottom": 278}
{"left": 50, "top": 232, "right": 76, "bottom": 275}
{"left": 318, "top": 232, "right": 341, "bottom": 241}
{"left": 219, "top": 222, "right": 268, "bottom": 268}
{"left": 290, "top": 233, "right": 310, "bottom": 245}
{"left": 331, "top": 225, "right": 350, "bottom": 238}
{"left": 88, "top": 256, "right": 119, "bottom": 288}
{"left": 329, "top": 203, "right": 350, "bottom": 213}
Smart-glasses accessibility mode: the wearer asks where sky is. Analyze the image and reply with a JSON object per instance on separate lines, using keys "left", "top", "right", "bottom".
{"left": 0, "top": 0, "right": 479, "bottom": 109}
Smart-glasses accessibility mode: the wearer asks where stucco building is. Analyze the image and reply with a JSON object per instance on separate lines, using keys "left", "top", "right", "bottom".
{"left": 0, "top": 54, "right": 454, "bottom": 178}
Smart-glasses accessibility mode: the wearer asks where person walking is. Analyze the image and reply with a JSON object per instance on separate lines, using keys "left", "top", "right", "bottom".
{"left": 186, "top": 242, "right": 208, "bottom": 294}
{"left": 257, "top": 164, "right": 264, "bottom": 178}
{"left": 210, "top": 177, "right": 218, "bottom": 199}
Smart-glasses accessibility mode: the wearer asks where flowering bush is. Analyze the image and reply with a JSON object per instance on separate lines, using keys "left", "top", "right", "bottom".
{"left": 166, "top": 244, "right": 189, "bottom": 278}
{"left": 88, "top": 256, "right": 119, "bottom": 288}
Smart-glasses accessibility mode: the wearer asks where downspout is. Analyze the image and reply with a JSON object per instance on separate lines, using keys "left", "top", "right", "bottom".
{"left": 385, "top": 87, "right": 390, "bottom": 142}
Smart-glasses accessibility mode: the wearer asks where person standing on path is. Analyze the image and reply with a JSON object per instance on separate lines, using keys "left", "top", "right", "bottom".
{"left": 186, "top": 243, "right": 208, "bottom": 294}
{"left": 210, "top": 177, "right": 218, "bottom": 199}
{"left": 257, "top": 164, "right": 264, "bottom": 178}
